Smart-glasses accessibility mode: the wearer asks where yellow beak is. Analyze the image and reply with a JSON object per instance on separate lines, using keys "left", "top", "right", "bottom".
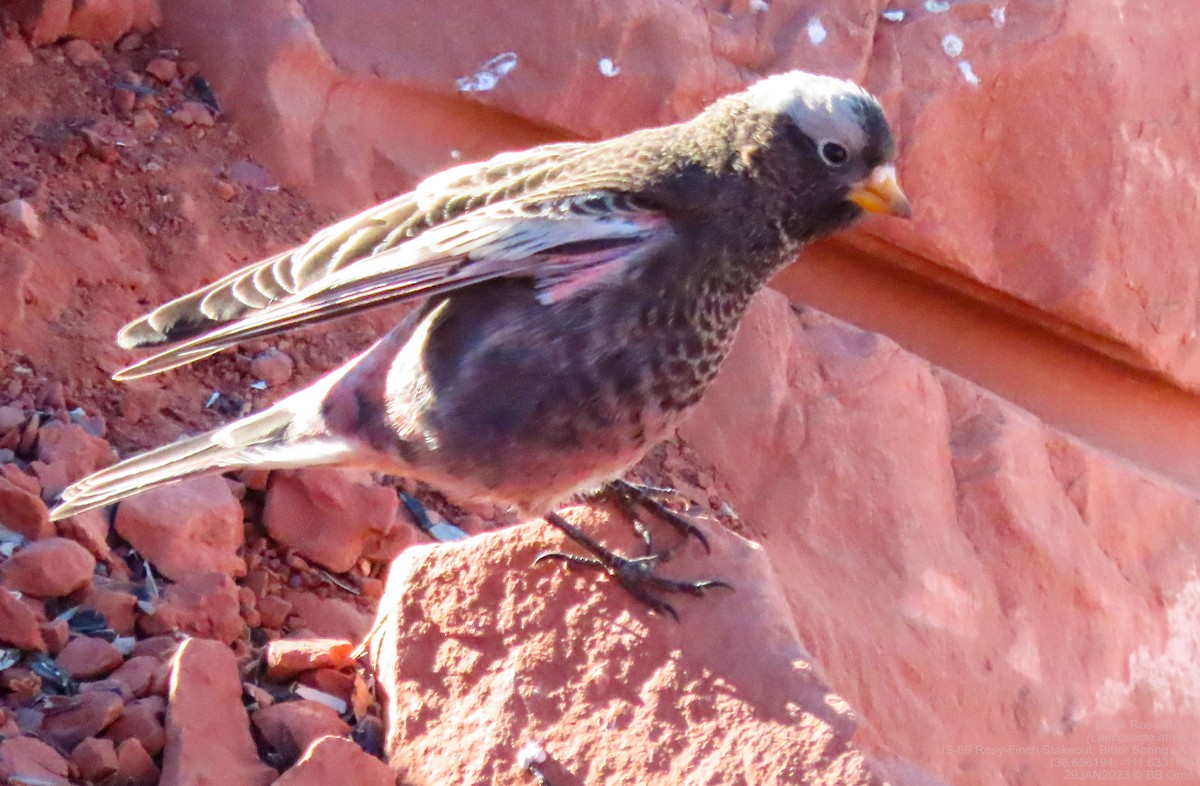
{"left": 848, "top": 164, "right": 912, "bottom": 219}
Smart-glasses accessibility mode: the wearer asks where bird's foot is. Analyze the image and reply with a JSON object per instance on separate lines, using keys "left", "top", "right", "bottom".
{"left": 536, "top": 511, "right": 731, "bottom": 621}
{"left": 601, "top": 478, "right": 712, "bottom": 556}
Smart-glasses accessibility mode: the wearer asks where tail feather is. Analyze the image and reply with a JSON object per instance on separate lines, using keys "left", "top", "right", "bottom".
{"left": 49, "top": 407, "right": 354, "bottom": 521}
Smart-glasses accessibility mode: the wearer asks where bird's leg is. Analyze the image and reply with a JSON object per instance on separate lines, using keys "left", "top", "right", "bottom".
{"left": 535, "top": 512, "right": 731, "bottom": 621}
{"left": 600, "top": 478, "right": 712, "bottom": 556}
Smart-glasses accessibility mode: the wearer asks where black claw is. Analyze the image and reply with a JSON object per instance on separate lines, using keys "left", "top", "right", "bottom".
{"left": 608, "top": 479, "right": 713, "bottom": 554}
{"left": 538, "top": 512, "right": 730, "bottom": 620}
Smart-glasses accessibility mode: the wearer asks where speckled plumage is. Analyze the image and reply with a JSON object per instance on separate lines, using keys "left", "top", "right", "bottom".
{"left": 51, "top": 70, "right": 909, "bottom": 522}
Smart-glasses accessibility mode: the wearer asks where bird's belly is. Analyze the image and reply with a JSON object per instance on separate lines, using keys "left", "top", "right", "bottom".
{"left": 380, "top": 285, "right": 693, "bottom": 513}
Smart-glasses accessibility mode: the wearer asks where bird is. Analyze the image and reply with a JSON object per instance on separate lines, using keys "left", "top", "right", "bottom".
{"left": 50, "top": 70, "right": 910, "bottom": 614}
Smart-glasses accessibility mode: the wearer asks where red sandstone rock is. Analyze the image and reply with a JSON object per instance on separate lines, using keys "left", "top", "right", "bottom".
{"left": 0, "top": 35, "right": 35, "bottom": 67}
{"left": 56, "top": 635, "right": 125, "bottom": 679}
{"left": 35, "top": 420, "right": 115, "bottom": 485}
{"left": 115, "top": 738, "right": 160, "bottom": 786}
{"left": 298, "top": 668, "right": 355, "bottom": 707}
{"left": 145, "top": 56, "right": 178, "bottom": 83}
{"left": 40, "top": 618, "right": 70, "bottom": 653}
{"left": 80, "top": 585, "right": 139, "bottom": 635}
{"left": 40, "top": 690, "right": 125, "bottom": 751}
{"left": 0, "top": 474, "right": 53, "bottom": 540}
{"left": 251, "top": 699, "right": 351, "bottom": 763}
{"left": 146, "top": 657, "right": 173, "bottom": 698}
{"left": 162, "top": 638, "right": 276, "bottom": 786}
{"left": 171, "top": 101, "right": 215, "bottom": 128}
{"left": 110, "top": 654, "right": 161, "bottom": 697}
{"left": 3, "top": 4, "right": 1198, "bottom": 786}
{"left": 62, "top": 38, "right": 103, "bottom": 66}
{"left": 283, "top": 591, "right": 372, "bottom": 642}
{"left": 263, "top": 467, "right": 400, "bottom": 573}
{"left": 79, "top": 677, "right": 134, "bottom": 702}
{"left": 131, "top": 635, "right": 180, "bottom": 660}
{"left": 250, "top": 348, "right": 295, "bottom": 386}
{"left": 0, "top": 463, "right": 39, "bottom": 495}
{"left": 104, "top": 695, "right": 166, "bottom": 756}
{"left": 70, "top": 736, "right": 119, "bottom": 782}
{"left": 28, "top": 460, "right": 68, "bottom": 500}
{"left": 273, "top": 735, "right": 394, "bottom": 786}
{"left": 0, "top": 589, "right": 46, "bottom": 650}
{"left": 139, "top": 571, "right": 244, "bottom": 643}
{"left": 3, "top": 666, "right": 43, "bottom": 705}
{"left": 114, "top": 475, "right": 246, "bottom": 580}
{"left": 0, "top": 736, "right": 71, "bottom": 786}
{"left": 1, "top": 537, "right": 95, "bottom": 597}
{"left": 683, "top": 292, "right": 1200, "bottom": 784}
{"left": 12, "top": 0, "right": 71, "bottom": 46}
{"left": 65, "top": 0, "right": 160, "bottom": 47}
{"left": 265, "top": 638, "right": 355, "bottom": 681}
{"left": 366, "top": 506, "right": 880, "bottom": 785}
{"left": 257, "top": 594, "right": 293, "bottom": 629}
{"left": 55, "top": 508, "right": 113, "bottom": 562}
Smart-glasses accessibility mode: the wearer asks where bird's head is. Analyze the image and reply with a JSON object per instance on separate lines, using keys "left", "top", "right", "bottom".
{"left": 737, "top": 70, "right": 911, "bottom": 231}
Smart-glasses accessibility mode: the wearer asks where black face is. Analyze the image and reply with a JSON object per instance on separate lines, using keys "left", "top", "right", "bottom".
{"left": 766, "top": 94, "right": 896, "bottom": 239}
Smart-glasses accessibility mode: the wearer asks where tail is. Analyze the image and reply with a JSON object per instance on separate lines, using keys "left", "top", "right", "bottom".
{"left": 49, "top": 406, "right": 355, "bottom": 521}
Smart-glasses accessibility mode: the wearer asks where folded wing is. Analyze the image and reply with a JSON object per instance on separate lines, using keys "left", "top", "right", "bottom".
{"left": 114, "top": 192, "right": 672, "bottom": 380}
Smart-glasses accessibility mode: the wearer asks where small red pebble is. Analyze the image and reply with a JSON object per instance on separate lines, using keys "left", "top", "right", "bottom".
{"left": 144, "top": 57, "right": 178, "bottom": 83}
{"left": 39, "top": 691, "right": 125, "bottom": 751}
{"left": 56, "top": 636, "right": 125, "bottom": 680}
{"left": 130, "top": 635, "right": 181, "bottom": 660}
{"left": 258, "top": 595, "right": 293, "bottom": 629}
{"left": 63, "top": 39, "right": 103, "bottom": 66}
{"left": 115, "top": 738, "right": 159, "bottom": 786}
{"left": 251, "top": 700, "right": 351, "bottom": 763}
{"left": 0, "top": 736, "right": 71, "bottom": 785}
{"left": 0, "top": 595, "right": 45, "bottom": 653}
{"left": 40, "top": 619, "right": 70, "bottom": 654}
{"left": 265, "top": 638, "right": 355, "bottom": 681}
{"left": 172, "top": 100, "right": 215, "bottom": 128}
{"left": 103, "top": 695, "right": 166, "bottom": 756}
{"left": 109, "top": 655, "right": 160, "bottom": 697}
{"left": 70, "top": 737, "right": 118, "bottom": 782}
{"left": 300, "top": 669, "right": 355, "bottom": 705}
{"left": 250, "top": 349, "right": 295, "bottom": 387}
{"left": 216, "top": 179, "right": 238, "bottom": 201}
{"left": 1, "top": 537, "right": 95, "bottom": 597}
{"left": 131, "top": 110, "right": 158, "bottom": 133}
{"left": 271, "top": 735, "right": 394, "bottom": 786}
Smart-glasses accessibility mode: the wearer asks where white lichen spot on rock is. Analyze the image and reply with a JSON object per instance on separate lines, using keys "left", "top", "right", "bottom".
{"left": 516, "top": 741, "right": 547, "bottom": 768}
{"left": 924, "top": 0, "right": 951, "bottom": 12}
{"left": 449, "top": 149, "right": 462, "bottom": 160}
{"left": 958, "top": 60, "right": 981, "bottom": 85}
{"left": 881, "top": 9, "right": 906, "bottom": 22}
{"left": 806, "top": 17, "right": 827, "bottom": 45}
{"left": 456, "top": 52, "right": 518, "bottom": 93}
{"left": 598, "top": 57, "right": 620, "bottom": 77}
{"left": 749, "top": 0, "right": 770, "bottom": 12}
{"left": 991, "top": 5, "right": 1006, "bottom": 26}
{"left": 942, "top": 33, "right": 964, "bottom": 57}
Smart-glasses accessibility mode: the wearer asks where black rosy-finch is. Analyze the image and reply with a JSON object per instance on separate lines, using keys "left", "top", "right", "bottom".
{"left": 51, "top": 71, "right": 911, "bottom": 612}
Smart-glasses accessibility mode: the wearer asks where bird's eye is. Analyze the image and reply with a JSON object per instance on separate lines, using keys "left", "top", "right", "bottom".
{"left": 819, "top": 141, "right": 849, "bottom": 167}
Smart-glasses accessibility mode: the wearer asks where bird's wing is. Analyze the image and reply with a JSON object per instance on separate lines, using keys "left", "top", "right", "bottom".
{"left": 113, "top": 192, "right": 673, "bottom": 380}
{"left": 116, "top": 143, "right": 590, "bottom": 352}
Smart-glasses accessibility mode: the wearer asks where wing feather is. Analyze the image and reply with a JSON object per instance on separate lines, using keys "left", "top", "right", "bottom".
{"left": 114, "top": 197, "right": 671, "bottom": 380}
{"left": 116, "top": 142, "right": 591, "bottom": 351}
